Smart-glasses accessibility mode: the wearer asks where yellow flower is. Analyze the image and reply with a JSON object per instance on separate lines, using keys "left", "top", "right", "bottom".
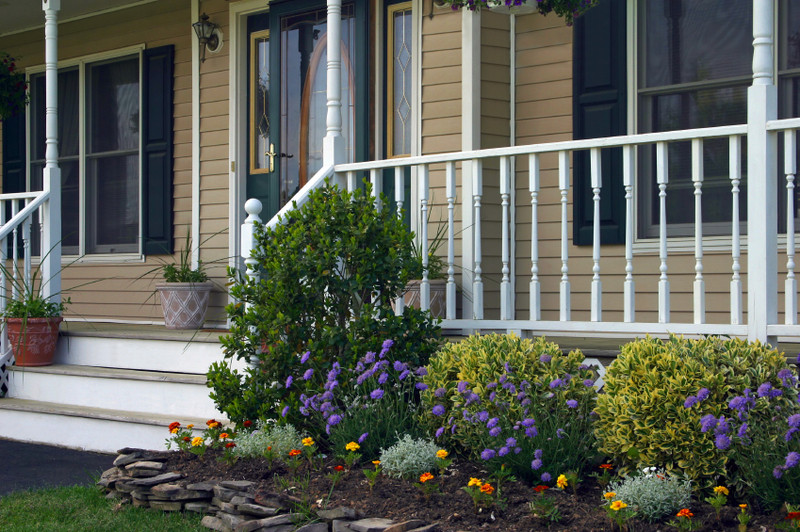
{"left": 191, "top": 436, "right": 203, "bottom": 447}
{"left": 739, "top": 504, "right": 747, "bottom": 509}
{"left": 170, "top": 427, "right": 179, "bottom": 434}
{"left": 372, "top": 460, "right": 381, "bottom": 466}
{"left": 468, "top": 477, "right": 482, "bottom": 487}
{"left": 345, "top": 442, "right": 360, "bottom": 452}
{"left": 436, "top": 449, "right": 449, "bottom": 459}
{"left": 556, "top": 474, "right": 568, "bottom": 489}
{"left": 187, "top": 424, "right": 194, "bottom": 429}
{"left": 302, "top": 437, "right": 315, "bottom": 447}
{"left": 610, "top": 500, "right": 628, "bottom": 511}
{"left": 713, "top": 486, "right": 729, "bottom": 496}
{"left": 604, "top": 492, "right": 616, "bottom": 500}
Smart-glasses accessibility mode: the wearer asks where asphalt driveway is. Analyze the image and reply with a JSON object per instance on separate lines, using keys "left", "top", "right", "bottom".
{"left": 0, "top": 439, "right": 113, "bottom": 496}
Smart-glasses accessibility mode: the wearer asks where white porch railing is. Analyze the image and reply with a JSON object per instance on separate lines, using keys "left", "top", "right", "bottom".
{"left": 0, "top": 190, "right": 52, "bottom": 392}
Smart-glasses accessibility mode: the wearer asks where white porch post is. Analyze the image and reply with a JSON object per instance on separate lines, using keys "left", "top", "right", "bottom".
{"left": 746, "top": 0, "right": 777, "bottom": 343}
{"left": 324, "top": 0, "right": 346, "bottom": 188}
{"left": 41, "top": 0, "right": 61, "bottom": 304}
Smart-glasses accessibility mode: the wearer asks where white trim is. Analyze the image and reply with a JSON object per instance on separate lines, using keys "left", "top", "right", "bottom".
{"left": 24, "top": 44, "right": 145, "bottom": 74}
{"left": 0, "top": 0, "right": 161, "bottom": 38}
{"left": 191, "top": 0, "right": 200, "bottom": 269}
{"left": 509, "top": 13, "right": 516, "bottom": 320}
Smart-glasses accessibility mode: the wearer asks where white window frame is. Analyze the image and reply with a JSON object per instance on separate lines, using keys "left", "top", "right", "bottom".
{"left": 25, "top": 44, "right": 145, "bottom": 263}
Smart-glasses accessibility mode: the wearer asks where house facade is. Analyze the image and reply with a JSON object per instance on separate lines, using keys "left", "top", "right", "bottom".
{"left": 0, "top": 0, "right": 797, "bottom": 341}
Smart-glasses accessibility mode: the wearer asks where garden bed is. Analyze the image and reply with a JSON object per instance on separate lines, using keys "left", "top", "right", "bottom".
{"left": 103, "top": 448, "right": 792, "bottom": 531}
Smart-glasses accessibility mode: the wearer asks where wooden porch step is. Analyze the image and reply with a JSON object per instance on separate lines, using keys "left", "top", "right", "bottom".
{"left": 0, "top": 398, "right": 222, "bottom": 453}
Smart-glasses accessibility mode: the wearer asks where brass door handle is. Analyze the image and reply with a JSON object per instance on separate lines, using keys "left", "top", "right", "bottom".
{"left": 265, "top": 143, "right": 276, "bottom": 172}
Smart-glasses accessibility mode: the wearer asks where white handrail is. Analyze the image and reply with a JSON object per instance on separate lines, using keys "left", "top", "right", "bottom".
{"left": 0, "top": 191, "right": 50, "bottom": 242}
{"left": 264, "top": 164, "right": 336, "bottom": 229}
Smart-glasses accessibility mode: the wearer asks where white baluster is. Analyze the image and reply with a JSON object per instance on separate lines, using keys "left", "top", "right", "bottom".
{"left": 623, "top": 145, "right": 635, "bottom": 322}
{"left": 347, "top": 171, "right": 357, "bottom": 193}
{"left": 559, "top": 151, "right": 571, "bottom": 321}
{"left": 590, "top": 148, "right": 602, "bottom": 322}
{"left": 11, "top": 201, "right": 19, "bottom": 300}
{"left": 692, "top": 138, "right": 705, "bottom": 324}
{"left": 529, "top": 154, "right": 540, "bottom": 321}
{"left": 785, "top": 130, "right": 797, "bottom": 324}
{"left": 370, "top": 169, "right": 382, "bottom": 210}
{"left": 241, "top": 199, "right": 262, "bottom": 284}
{"left": 0, "top": 200, "right": 6, "bottom": 319}
{"left": 657, "top": 142, "right": 670, "bottom": 323}
{"left": 419, "top": 164, "right": 430, "bottom": 311}
{"left": 446, "top": 162, "right": 456, "bottom": 320}
{"left": 22, "top": 208, "right": 31, "bottom": 290}
{"left": 472, "top": 159, "right": 484, "bottom": 320}
{"left": 500, "top": 156, "right": 511, "bottom": 320}
{"left": 395, "top": 166, "right": 405, "bottom": 315}
{"left": 730, "top": 136, "right": 743, "bottom": 325}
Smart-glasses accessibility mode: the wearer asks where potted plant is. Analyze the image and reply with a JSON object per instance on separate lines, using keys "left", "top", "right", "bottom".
{"left": 403, "top": 222, "right": 448, "bottom": 318}
{"left": 434, "top": 0, "right": 597, "bottom": 24}
{"left": 155, "top": 235, "right": 213, "bottom": 330}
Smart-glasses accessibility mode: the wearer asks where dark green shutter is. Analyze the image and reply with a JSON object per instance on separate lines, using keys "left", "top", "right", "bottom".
{"left": 142, "top": 45, "right": 174, "bottom": 255}
{"left": 2, "top": 111, "right": 26, "bottom": 194}
{"left": 572, "top": 0, "right": 626, "bottom": 245}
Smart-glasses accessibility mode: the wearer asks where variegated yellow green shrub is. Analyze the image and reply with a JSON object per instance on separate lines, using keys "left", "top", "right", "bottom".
{"left": 594, "top": 335, "right": 793, "bottom": 488}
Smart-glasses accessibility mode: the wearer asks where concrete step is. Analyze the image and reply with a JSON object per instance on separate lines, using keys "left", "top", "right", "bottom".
{"left": 0, "top": 398, "right": 222, "bottom": 453}
{"left": 6, "top": 364, "right": 223, "bottom": 419}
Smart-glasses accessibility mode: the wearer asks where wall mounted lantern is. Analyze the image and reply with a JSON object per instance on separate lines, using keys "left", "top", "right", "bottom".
{"left": 192, "top": 13, "right": 221, "bottom": 63}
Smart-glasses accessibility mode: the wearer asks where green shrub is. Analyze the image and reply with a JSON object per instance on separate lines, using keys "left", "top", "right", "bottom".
{"left": 419, "top": 333, "right": 599, "bottom": 481}
{"left": 595, "top": 335, "right": 795, "bottom": 488}
{"left": 606, "top": 467, "right": 692, "bottom": 522}
{"left": 379, "top": 434, "right": 440, "bottom": 479}
{"left": 233, "top": 421, "right": 304, "bottom": 460}
{"left": 207, "top": 182, "right": 442, "bottom": 440}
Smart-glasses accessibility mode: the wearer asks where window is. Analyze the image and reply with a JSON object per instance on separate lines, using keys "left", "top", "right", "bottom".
{"left": 387, "top": 1, "right": 413, "bottom": 159}
{"left": 636, "top": 0, "right": 800, "bottom": 239}
{"left": 29, "top": 54, "right": 140, "bottom": 255}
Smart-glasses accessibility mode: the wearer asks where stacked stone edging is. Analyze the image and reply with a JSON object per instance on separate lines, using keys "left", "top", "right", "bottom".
{"left": 99, "top": 448, "right": 440, "bottom": 532}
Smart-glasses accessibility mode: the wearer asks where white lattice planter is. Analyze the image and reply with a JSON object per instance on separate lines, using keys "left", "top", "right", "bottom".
{"left": 156, "top": 282, "right": 213, "bottom": 330}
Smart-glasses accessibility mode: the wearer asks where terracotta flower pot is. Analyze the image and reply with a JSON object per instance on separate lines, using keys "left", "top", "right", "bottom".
{"left": 6, "top": 316, "right": 62, "bottom": 367}
{"left": 156, "top": 282, "right": 213, "bottom": 330}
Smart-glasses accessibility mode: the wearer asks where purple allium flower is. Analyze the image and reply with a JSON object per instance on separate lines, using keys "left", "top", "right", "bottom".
{"left": 489, "top": 392, "right": 497, "bottom": 402}
{"left": 715, "top": 433, "right": 731, "bottom": 450}
{"left": 737, "top": 423, "right": 748, "bottom": 438}
{"left": 556, "top": 428, "right": 566, "bottom": 439}
{"left": 541, "top": 472, "right": 552, "bottom": 482}
{"left": 489, "top": 427, "right": 502, "bottom": 437}
{"left": 683, "top": 396, "right": 698, "bottom": 409}
{"left": 382, "top": 339, "right": 394, "bottom": 351}
{"left": 415, "top": 367, "right": 428, "bottom": 377}
{"left": 321, "top": 391, "right": 334, "bottom": 401}
{"left": 729, "top": 396, "right": 747, "bottom": 411}
{"left": 393, "top": 361, "right": 405, "bottom": 372}
{"left": 515, "top": 447, "right": 522, "bottom": 454}
{"left": 534, "top": 448, "right": 543, "bottom": 459}
{"left": 303, "top": 368, "right": 314, "bottom": 380}
{"left": 457, "top": 381, "right": 469, "bottom": 394}
{"left": 432, "top": 405, "right": 445, "bottom": 416}
{"left": 487, "top": 417, "right": 499, "bottom": 429}
{"left": 364, "top": 351, "right": 375, "bottom": 363}
{"left": 772, "top": 389, "right": 784, "bottom": 398}
{"left": 481, "top": 449, "right": 496, "bottom": 460}
{"left": 328, "top": 414, "right": 342, "bottom": 426}
{"left": 398, "top": 370, "right": 410, "bottom": 381}
{"left": 785, "top": 427, "right": 799, "bottom": 442}
{"left": 521, "top": 398, "right": 532, "bottom": 407}
{"left": 789, "top": 414, "right": 800, "bottom": 428}
{"left": 504, "top": 362, "right": 513, "bottom": 373}
{"left": 359, "top": 432, "right": 369, "bottom": 444}
{"left": 451, "top": 424, "right": 458, "bottom": 434}
{"left": 506, "top": 437, "right": 517, "bottom": 447}
{"left": 477, "top": 411, "right": 489, "bottom": 422}
{"left": 539, "top": 354, "right": 552, "bottom": 363}
{"left": 498, "top": 446, "right": 509, "bottom": 457}
{"left": 378, "top": 372, "right": 388, "bottom": 384}
{"left": 566, "top": 399, "right": 578, "bottom": 409}
{"left": 300, "top": 351, "right": 310, "bottom": 364}
{"left": 700, "top": 414, "right": 717, "bottom": 433}
{"left": 531, "top": 458, "right": 543, "bottom": 470}
{"left": 517, "top": 392, "right": 527, "bottom": 402}
{"left": 715, "top": 416, "right": 730, "bottom": 436}
{"left": 774, "top": 466, "right": 785, "bottom": 479}
{"left": 435, "top": 427, "right": 445, "bottom": 438}
{"left": 281, "top": 405, "right": 290, "bottom": 417}
{"left": 486, "top": 382, "right": 498, "bottom": 389}
{"left": 300, "top": 407, "right": 309, "bottom": 416}
{"left": 415, "top": 382, "right": 429, "bottom": 391}
{"left": 434, "top": 387, "right": 447, "bottom": 398}
{"left": 785, "top": 452, "right": 800, "bottom": 469}
{"left": 757, "top": 382, "right": 773, "bottom": 398}
{"left": 525, "top": 427, "right": 538, "bottom": 438}
{"left": 371, "top": 389, "right": 384, "bottom": 400}
{"left": 499, "top": 374, "right": 507, "bottom": 385}
{"left": 583, "top": 379, "right": 594, "bottom": 387}
{"left": 697, "top": 388, "right": 710, "bottom": 401}
{"left": 549, "top": 378, "right": 564, "bottom": 389}
{"left": 325, "top": 379, "right": 338, "bottom": 391}
{"left": 522, "top": 418, "right": 535, "bottom": 427}
{"left": 285, "top": 376, "right": 293, "bottom": 389}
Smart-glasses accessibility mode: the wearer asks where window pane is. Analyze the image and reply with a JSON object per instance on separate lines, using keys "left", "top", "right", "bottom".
{"left": 87, "top": 57, "right": 139, "bottom": 154}
{"left": 85, "top": 155, "right": 139, "bottom": 253}
{"left": 30, "top": 69, "right": 79, "bottom": 161}
{"left": 391, "top": 7, "right": 412, "bottom": 157}
{"left": 251, "top": 32, "right": 271, "bottom": 173}
{"left": 782, "top": 1, "right": 800, "bottom": 70}
{"left": 641, "top": 0, "right": 751, "bottom": 88}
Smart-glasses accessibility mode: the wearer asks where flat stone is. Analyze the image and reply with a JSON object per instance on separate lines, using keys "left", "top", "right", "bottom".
{"left": 407, "top": 525, "right": 439, "bottom": 532}
{"left": 231, "top": 495, "right": 255, "bottom": 506}
{"left": 296, "top": 523, "right": 328, "bottom": 532}
{"left": 202, "top": 516, "right": 228, "bottom": 532}
{"left": 126, "top": 460, "right": 165, "bottom": 471}
{"left": 130, "top": 472, "right": 183, "bottom": 487}
{"left": 131, "top": 490, "right": 150, "bottom": 501}
{"left": 333, "top": 521, "right": 356, "bottom": 532}
{"left": 221, "top": 480, "right": 255, "bottom": 491}
{"left": 348, "top": 518, "right": 395, "bottom": 532}
{"left": 128, "top": 469, "right": 162, "bottom": 478}
{"left": 117, "top": 447, "right": 148, "bottom": 455}
{"left": 149, "top": 500, "right": 183, "bottom": 512}
{"left": 218, "top": 500, "right": 239, "bottom": 514}
{"left": 318, "top": 507, "right": 358, "bottom": 521}
{"left": 248, "top": 513, "right": 303, "bottom": 530}
{"left": 187, "top": 481, "right": 218, "bottom": 492}
{"left": 238, "top": 503, "right": 279, "bottom": 517}
{"left": 184, "top": 502, "right": 211, "bottom": 514}
{"left": 97, "top": 468, "right": 124, "bottom": 488}
{"left": 114, "top": 481, "right": 137, "bottom": 493}
{"left": 151, "top": 483, "right": 182, "bottom": 496}
{"left": 131, "top": 497, "right": 149, "bottom": 508}
{"left": 220, "top": 512, "right": 245, "bottom": 530}
{"left": 214, "top": 485, "right": 239, "bottom": 502}
{"left": 384, "top": 520, "right": 426, "bottom": 532}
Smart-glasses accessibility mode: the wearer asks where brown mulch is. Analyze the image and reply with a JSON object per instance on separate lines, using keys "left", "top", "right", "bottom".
{"left": 150, "top": 449, "right": 788, "bottom": 531}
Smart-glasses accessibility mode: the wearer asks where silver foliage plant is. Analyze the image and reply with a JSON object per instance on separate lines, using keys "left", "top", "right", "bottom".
{"left": 606, "top": 467, "right": 693, "bottom": 522}
{"left": 379, "top": 434, "right": 440, "bottom": 479}
{"left": 233, "top": 421, "right": 304, "bottom": 460}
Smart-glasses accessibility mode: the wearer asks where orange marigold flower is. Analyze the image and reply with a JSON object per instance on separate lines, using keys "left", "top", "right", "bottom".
{"left": 677, "top": 509, "right": 693, "bottom": 519}
{"left": 187, "top": 424, "right": 194, "bottom": 429}
{"left": 168, "top": 422, "right": 180, "bottom": 432}
{"left": 302, "top": 437, "right": 315, "bottom": 447}
{"left": 480, "top": 483, "right": 494, "bottom": 495}
{"left": 533, "top": 485, "right": 549, "bottom": 493}
{"left": 225, "top": 442, "right": 236, "bottom": 449}
{"left": 739, "top": 504, "right": 747, "bottom": 509}
{"left": 713, "top": 486, "right": 729, "bottom": 496}
{"left": 183, "top": 436, "right": 191, "bottom": 442}
{"left": 288, "top": 449, "right": 302, "bottom": 457}
{"left": 419, "top": 472, "right": 434, "bottom": 483}
{"left": 243, "top": 420, "right": 253, "bottom": 428}
{"left": 436, "top": 449, "right": 449, "bottom": 459}
{"left": 191, "top": 436, "right": 204, "bottom": 447}
{"left": 333, "top": 465, "right": 344, "bottom": 472}
{"left": 219, "top": 433, "right": 229, "bottom": 440}
{"left": 267, "top": 446, "right": 272, "bottom": 451}
{"left": 372, "top": 460, "right": 381, "bottom": 465}
{"left": 599, "top": 464, "right": 613, "bottom": 470}
{"left": 610, "top": 501, "right": 627, "bottom": 511}
{"left": 603, "top": 492, "right": 616, "bottom": 500}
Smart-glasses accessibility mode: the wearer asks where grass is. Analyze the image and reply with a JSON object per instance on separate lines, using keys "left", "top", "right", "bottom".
{"left": 0, "top": 484, "right": 206, "bottom": 532}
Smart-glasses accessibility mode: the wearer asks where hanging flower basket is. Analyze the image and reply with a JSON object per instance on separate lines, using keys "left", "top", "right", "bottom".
{"left": 0, "top": 52, "right": 28, "bottom": 120}
{"left": 435, "top": 0, "right": 597, "bottom": 24}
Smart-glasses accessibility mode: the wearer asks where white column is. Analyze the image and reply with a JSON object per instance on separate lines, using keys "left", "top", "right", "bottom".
{"left": 747, "top": 0, "right": 778, "bottom": 343}
{"left": 240, "top": 198, "right": 262, "bottom": 369}
{"left": 41, "top": 0, "right": 61, "bottom": 304}
{"left": 324, "top": 0, "right": 345, "bottom": 187}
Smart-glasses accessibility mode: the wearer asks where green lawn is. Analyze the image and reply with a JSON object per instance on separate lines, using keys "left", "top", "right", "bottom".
{"left": 0, "top": 484, "right": 206, "bottom": 532}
